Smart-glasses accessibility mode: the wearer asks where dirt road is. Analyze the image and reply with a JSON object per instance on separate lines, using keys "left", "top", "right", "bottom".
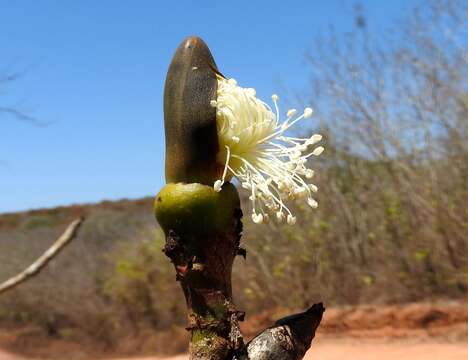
{"left": 2, "top": 340, "right": 468, "bottom": 360}
{"left": 2, "top": 302, "right": 467, "bottom": 360}
{"left": 111, "top": 341, "right": 468, "bottom": 360}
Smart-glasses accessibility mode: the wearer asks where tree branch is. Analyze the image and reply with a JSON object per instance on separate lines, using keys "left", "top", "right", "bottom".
{"left": 0, "top": 217, "right": 84, "bottom": 295}
{"left": 0, "top": 71, "right": 49, "bottom": 126}
{"left": 0, "top": 106, "right": 49, "bottom": 126}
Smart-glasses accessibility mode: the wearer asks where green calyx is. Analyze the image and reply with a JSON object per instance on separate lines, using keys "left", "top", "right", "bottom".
{"left": 154, "top": 182, "right": 240, "bottom": 236}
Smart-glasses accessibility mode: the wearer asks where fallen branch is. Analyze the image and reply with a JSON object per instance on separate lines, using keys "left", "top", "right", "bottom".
{"left": 0, "top": 217, "right": 84, "bottom": 295}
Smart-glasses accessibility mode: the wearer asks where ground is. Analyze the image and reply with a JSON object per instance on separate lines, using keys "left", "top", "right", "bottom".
{"left": 1, "top": 301, "right": 467, "bottom": 360}
{"left": 2, "top": 340, "right": 468, "bottom": 360}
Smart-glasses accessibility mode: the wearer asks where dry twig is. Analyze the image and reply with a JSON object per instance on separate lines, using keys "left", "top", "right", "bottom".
{"left": 0, "top": 217, "right": 84, "bottom": 295}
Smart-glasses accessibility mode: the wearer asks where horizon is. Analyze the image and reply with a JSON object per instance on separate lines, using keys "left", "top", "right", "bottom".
{"left": 0, "top": 193, "right": 154, "bottom": 216}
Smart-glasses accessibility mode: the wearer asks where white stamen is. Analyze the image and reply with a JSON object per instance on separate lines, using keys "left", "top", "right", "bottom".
{"left": 247, "top": 88, "right": 256, "bottom": 96}
{"left": 287, "top": 109, "right": 297, "bottom": 118}
{"left": 309, "top": 184, "right": 318, "bottom": 192}
{"left": 291, "top": 150, "right": 302, "bottom": 159}
{"left": 312, "top": 146, "right": 324, "bottom": 156}
{"left": 307, "top": 198, "right": 318, "bottom": 208}
{"left": 303, "top": 107, "right": 313, "bottom": 118}
{"left": 276, "top": 211, "right": 284, "bottom": 221}
{"left": 287, "top": 214, "right": 297, "bottom": 225}
{"left": 252, "top": 213, "right": 264, "bottom": 224}
{"left": 306, "top": 134, "right": 322, "bottom": 145}
{"left": 212, "top": 76, "right": 323, "bottom": 224}
{"left": 214, "top": 180, "right": 223, "bottom": 192}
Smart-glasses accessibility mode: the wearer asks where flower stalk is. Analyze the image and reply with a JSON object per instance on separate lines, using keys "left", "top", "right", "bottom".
{"left": 155, "top": 36, "right": 324, "bottom": 360}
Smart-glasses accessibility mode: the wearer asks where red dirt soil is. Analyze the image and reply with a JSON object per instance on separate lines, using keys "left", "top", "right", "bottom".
{"left": 241, "top": 300, "right": 468, "bottom": 341}
{"left": 2, "top": 341, "right": 468, "bottom": 360}
{"left": 1, "top": 301, "right": 467, "bottom": 360}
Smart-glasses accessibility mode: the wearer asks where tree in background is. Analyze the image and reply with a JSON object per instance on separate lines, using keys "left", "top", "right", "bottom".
{"left": 0, "top": 70, "right": 39, "bottom": 125}
{"left": 240, "top": 0, "right": 467, "bottom": 308}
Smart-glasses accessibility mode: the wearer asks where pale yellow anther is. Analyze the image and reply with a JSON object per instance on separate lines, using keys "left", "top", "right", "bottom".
{"left": 212, "top": 77, "right": 323, "bottom": 224}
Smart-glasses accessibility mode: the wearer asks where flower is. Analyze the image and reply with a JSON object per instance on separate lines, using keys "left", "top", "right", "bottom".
{"left": 211, "top": 76, "right": 323, "bottom": 225}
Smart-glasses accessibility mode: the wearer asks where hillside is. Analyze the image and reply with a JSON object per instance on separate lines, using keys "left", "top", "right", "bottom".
{"left": 1, "top": 193, "right": 467, "bottom": 357}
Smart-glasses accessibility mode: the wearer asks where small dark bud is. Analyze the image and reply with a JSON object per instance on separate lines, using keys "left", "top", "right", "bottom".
{"left": 236, "top": 247, "right": 247, "bottom": 259}
{"left": 164, "top": 36, "right": 221, "bottom": 185}
{"left": 239, "top": 303, "right": 325, "bottom": 360}
{"left": 162, "top": 230, "right": 183, "bottom": 260}
{"left": 236, "top": 310, "right": 246, "bottom": 322}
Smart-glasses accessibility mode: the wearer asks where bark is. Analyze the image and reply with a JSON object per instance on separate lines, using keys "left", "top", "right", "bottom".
{"left": 156, "top": 185, "right": 323, "bottom": 359}
{"left": 160, "top": 199, "right": 244, "bottom": 359}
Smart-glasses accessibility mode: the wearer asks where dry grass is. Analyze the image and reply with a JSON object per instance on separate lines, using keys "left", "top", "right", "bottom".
{"left": 0, "top": 0, "right": 466, "bottom": 355}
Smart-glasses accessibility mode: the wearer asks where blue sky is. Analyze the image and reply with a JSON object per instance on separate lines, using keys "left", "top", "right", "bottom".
{"left": 0, "top": 0, "right": 410, "bottom": 213}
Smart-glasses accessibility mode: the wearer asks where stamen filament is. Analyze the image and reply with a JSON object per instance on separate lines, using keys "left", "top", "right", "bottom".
{"left": 212, "top": 76, "right": 324, "bottom": 224}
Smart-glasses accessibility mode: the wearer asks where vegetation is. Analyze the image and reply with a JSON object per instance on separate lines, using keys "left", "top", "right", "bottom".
{"left": 0, "top": 0, "right": 466, "bottom": 353}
